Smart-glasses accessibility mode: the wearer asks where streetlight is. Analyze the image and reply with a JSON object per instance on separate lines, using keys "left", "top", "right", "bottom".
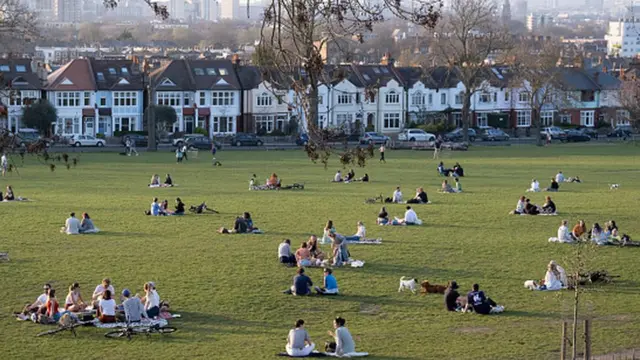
{"left": 142, "top": 59, "right": 157, "bottom": 152}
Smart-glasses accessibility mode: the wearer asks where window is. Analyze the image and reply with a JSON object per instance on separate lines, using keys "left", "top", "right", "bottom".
{"left": 479, "top": 92, "right": 491, "bottom": 103}
{"left": 516, "top": 110, "right": 531, "bottom": 127}
{"left": 212, "top": 91, "right": 234, "bottom": 106}
{"left": 257, "top": 92, "right": 272, "bottom": 106}
{"left": 276, "top": 114, "right": 287, "bottom": 131}
{"left": 383, "top": 113, "right": 401, "bottom": 129}
{"left": 453, "top": 113, "right": 462, "bottom": 127}
{"left": 580, "top": 90, "right": 595, "bottom": 102}
{"left": 117, "top": 117, "right": 132, "bottom": 132}
{"left": 206, "top": 68, "right": 217, "bottom": 75}
{"left": 560, "top": 113, "right": 571, "bottom": 124}
{"left": 428, "top": 93, "right": 433, "bottom": 105}
{"left": 15, "top": 65, "right": 26, "bottom": 72}
{"left": 121, "top": 67, "right": 128, "bottom": 75}
{"left": 219, "top": 68, "right": 228, "bottom": 75}
{"left": 9, "top": 90, "right": 38, "bottom": 106}
{"left": 540, "top": 111, "right": 554, "bottom": 126}
{"left": 476, "top": 113, "right": 488, "bottom": 128}
{"left": 440, "top": 93, "right": 447, "bottom": 105}
{"left": 504, "top": 91, "right": 510, "bottom": 102}
{"left": 355, "top": 93, "right": 361, "bottom": 104}
{"left": 113, "top": 92, "right": 137, "bottom": 107}
{"left": 616, "top": 109, "right": 630, "bottom": 126}
{"left": 336, "top": 113, "right": 353, "bottom": 126}
{"left": 337, "top": 93, "right": 352, "bottom": 104}
{"left": 199, "top": 92, "right": 207, "bottom": 106}
{"left": 518, "top": 92, "right": 530, "bottom": 102}
{"left": 100, "top": 97, "right": 107, "bottom": 107}
{"left": 318, "top": 95, "right": 324, "bottom": 105}
{"left": 212, "top": 116, "right": 234, "bottom": 133}
{"left": 56, "top": 92, "right": 81, "bottom": 107}
{"left": 0, "top": 65, "right": 10, "bottom": 71}
{"left": 84, "top": 92, "right": 91, "bottom": 106}
{"left": 385, "top": 90, "right": 399, "bottom": 104}
{"left": 183, "top": 93, "right": 191, "bottom": 106}
{"left": 108, "top": 68, "right": 116, "bottom": 75}
{"left": 194, "top": 68, "right": 204, "bottom": 76}
{"left": 411, "top": 92, "right": 424, "bottom": 106}
{"left": 157, "top": 92, "right": 182, "bottom": 106}
{"left": 454, "top": 93, "right": 463, "bottom": 105}
{"left": 580, "top": 110, "right": 595, "bottom": 127}
{"left": 97, "top": 72, "right": 105, "bottom": 81}
{"left": 254, "top": 115, "right": 274, "bottom": 132}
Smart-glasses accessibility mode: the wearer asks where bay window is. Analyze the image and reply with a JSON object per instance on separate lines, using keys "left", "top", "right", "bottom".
{"left": 383, "top": 113, "right": 401, "bottom": 129}
{"left": 516, "top": 110, "right": 531, "bottom": 127}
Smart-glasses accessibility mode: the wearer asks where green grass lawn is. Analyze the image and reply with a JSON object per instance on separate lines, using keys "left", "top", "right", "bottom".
{"left": 1, "top": 144, "right": 640, "bottom": 360}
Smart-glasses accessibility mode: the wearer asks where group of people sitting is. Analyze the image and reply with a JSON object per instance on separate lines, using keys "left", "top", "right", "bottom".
{"left": 526, "top": 178, "right": 560, "bottom": 193}
{"left": 437, "top": 162, "right": 464, "bottom": 177}
{"left": 146, "top": 197, "right": 186, "bottom": 216}
{"left": 444, "top": 282, "right": 504, "bottom": 314}
{"left": 279, "top": 227, "right": 357, "bottom": 269}
{"left": 524, "top": 260, "right": 568, "bottom": 291}
{"left": 332, "top": 169, "right": 369, "bottom": 183}
{"left": 61, "top": 212, "right": 98, "bottom": 234}
{"left": 550, "top": 219, "right": 634, "bottom": 246}
{"left": 385, "top": 186, "right": 430, "bottom": 204}
{"left": 377, "top": 206, "right": 421, "bottom": 226}
{"left": 282, "top": 266, "right": 339, "bottom": 296}
{"left": 439, "top": 179, "right": 462, "bottom": 193}
{"left": 284, "top": 317, "right": 366, "bottom": 357}
{"left": 249, "top": 173, "right": 304, "bottom": 190}
{"left": 19, "top": 279, "right": 165, "bottom": 324}
{"left": 149, "top": 174, "right": 174, "bottom": 188}
{"left": 554, "top": 171, "right": 581, "bottom": 184}
{"left": 511, "top": 195, "right": 557, "bottom": 215}
{"left": 218, "top": 212, "right": 261, "bottom": 234}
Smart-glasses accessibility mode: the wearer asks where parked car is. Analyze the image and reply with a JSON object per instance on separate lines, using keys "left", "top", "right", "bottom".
{"left": 295, "top": 133, "right": 309, "bottom": 146}
{"left": 481, "top": 128, "right": 510, "bottom": 141}
{"left": 445, "top": 128, "right": 477, "bottom": 142}
{"left": 186, "top": 136, "right": 221, "bottom": 150}
{"left": 575, "top": 126, "right": 598, "bottom": 139}
{"left": 564, "top": 130, "right": 591, "bottom": 142}
{"left": 69, "top": 135, "right": 106, "bottom": 147}
{"left": 607, "top": 128, "right": 632, "bottom": 138}
{"left": 122, "top": 134, "right": 159, "bottom": 147}
{"left": 397, "top": 129, "right": 436, "bottom": 142}
{"left": 540, "top": 126, "right": 567, "bottom": 140}
{"left": 11, "top": 129, "right": 51, "bottom": 148}
{"left": 230, "top": 133, "right": 264, "bottom": 147}
{"left": 173, "top": 134, "right": 205, "bottom": 147}
{"left": 359, "top": 132, "right": 390, "bottom": 145}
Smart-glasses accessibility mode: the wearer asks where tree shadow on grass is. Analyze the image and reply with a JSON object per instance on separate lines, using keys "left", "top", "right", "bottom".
{"left": 324, "top": 294, "right": 422, "bottom": 309}
{"left": 91, "top": 231, "right": 150, "bottom": 237}
{"left": 176, "top": 311, "right": 274, "bottom": 335}
{"left": 361, "top": 262, "right": 479, "bottom": 279}
{"left": 497, "top": 310, "right": 561, "bottom": 319}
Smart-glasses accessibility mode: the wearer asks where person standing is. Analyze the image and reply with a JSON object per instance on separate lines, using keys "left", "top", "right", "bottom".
{"left": 1, "top": 152, "right": 7, "bottom": 176}
{"left": 175, "top": 147, "right": 183, "bottom": 163}
{"left": 286, "top": 319, "right": 315, "bottom": 357}
{"left": 129, "top": 138, "right": 139, "bottom": 156}
{"left": 379, "top": 144, "right": 386, "bottom": 163}
{"left": 433, "top": 135, "right": 442, "bottom": 159}
{"left": 211, "top": 143, "right": 221, "bottom": 166}
{"left": 181, "top": 144, "right": 189, "bottom": 161}
{"left": 124, "top": 138, "right": 131, "bottom": 156}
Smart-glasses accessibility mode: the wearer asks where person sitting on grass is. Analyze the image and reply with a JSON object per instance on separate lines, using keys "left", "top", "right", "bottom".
{"left": 511, "top": 196, "right": 526, "bottom": 214}
{"left": 278, "top": 239, "right": 296, "bottom": 265}
{"left": 344, "top": 221, "right": 366, "bottom": 242}
{"left": 454, "top": 178, "right": 462, "bottom": 193}
{"left": 358, "top": 173, "right": 369, "bottom": 182}
{"left": 526, "top": 179, "right": 540, "bottom": 192}
{"left": 463, "top": 283, "right": 502, "bottom": 315}
{"left": 452, "top": 162, "right": 464, "bottom": 177}
{"left": 555, "top": 171, "right": 565, "bottom": 183}
{"left": 61, "top": 212, "right": 81, "bottom": 234}
{"left": 189, "top": 201, "right": 218, "bottom": 214}
{"left": 549, "top": 220, "right": 573, "bottom": 243}
{"left": 149, "top": 174, "right": 161, "bottom": 187}
{"left": 523, "top": 199, "right": 539, "bottom": 215}
{"left": 92, "top": 278, "right": 115, "bottom": 309}
{"left": 591, "top": 223, "right": 608, "bottom": 245}
{"left": 64, "top": 282, "right": 87, "bottom": 312}
{"left": 21, "top": 284, "right": 51, "bottom": 316}
{"left": 173, "top": 198, "right": 186, "bottom": 215}
{"left": 407, "top": 187, "right": 428, "bottom": 204}
{"left": 333, "top": 170, "right": 343, "bottom": 182}
{"left": 541, "top": 196, "right": 557, "bottom": 214}
{"left": 160, "top": 199, "right": 171, "bottom": 215}
{"left": 284, "top": 267, "right": 313, "bottom": 295}
{"left": 141, "top": 282, "right": 161, "bottom": 318}
{"left": 437, "top": 162, "right": 451, "bottom": 177}
{"left": 344, "top": 169, "right": 355, "bottom": 182}
{"left": 4, "top": 185, "right": 15, "bottom": 201}
{"left": 286, "top": 319, "right": 315, "bottom": 357}
{"left": 321, "top": 220, "right": 336, "bottom": 245}
{"left": 316, "top": 268, "right": 339, "bottom": 295}
{"left": 535, "top": 262, "right": 565, "bottom": 291}
{"left": 243, "top": 212, "right": 260, "bottom": 232}
{"left": 377, "top": 207, "right": 389, "bottom": 225}
{"left": 440, "top": 180, "right": 455, "bottom": 193}
{"left": 444, "top": 281, "right": 462, "bottom": 312}
{"left": 122, "top": 289, "right": 148, "bottom": 323}
{"left": 327, "top": 317, "right": 357, "bottom": 356}
{"left": 572, "top": 220, "right": 587, "bottom": 240}
{"left": 164, "top": 174, "right": 173, "bottom": 187}
{"left": 605, "top": 220, "right": 618, "bottom": 238}
{"left": 218, "top": 215, "right": 248, "bottom": 234}
{"left": 98, "top": 290, "right": 117, "bottom": 323}
{"left": 308, "top": 235, "right": 325, "bottom": 263}
{"left": 145, "top": 197, "right": 163, "bottom": 216}
{"left": 267, "top": 173, "right": 280, "bottom": 188}
{"left": 79, "top": 212, "right": 98, "bottom": 233}
{"left": 45, "top": 289, "right": 62, "bottom": 322}
{"left": 391, "top": 186, "right": 403, "bottom": 203}
{"left": 329, "top": 233, "right": 350, "bottom": 266}
{"left": 295, "top": 242, "right": 312, "bottom": 267}
{"left": 545, "top": 178, "right": 559, "bottom": 192}
{"left": 390, "top": 206, "right": 419, "bottom": 225}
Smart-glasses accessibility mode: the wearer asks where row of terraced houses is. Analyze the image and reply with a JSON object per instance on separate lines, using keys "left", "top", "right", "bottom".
{"left": 0, "top": 57, "right": 630, "bottom": 138}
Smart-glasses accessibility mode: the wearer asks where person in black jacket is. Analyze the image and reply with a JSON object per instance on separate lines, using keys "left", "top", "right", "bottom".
{"left": 541, "top": 196, "right": 556, "bottom": 214}
{"left": 407, "top": 187, "right": 428, "bottom": 204}
{"left": 523, "top": 199, "right": 539, "bottom": 215}
{"left": 546, "top": 178, "right": 559, "bottom": 192}
{"left": 174, "top": 198, "right": 185, "bottom": 215}
{"left": 444, "top": 281, "right": 461, "bottom": 311}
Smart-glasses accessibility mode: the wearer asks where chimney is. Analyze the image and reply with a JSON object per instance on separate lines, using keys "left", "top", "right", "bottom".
{"left": 593, "top": 71, "right": 599, "bottom": 85}
{"left": 380, "top": 53, "right": 389, "bottom": 65}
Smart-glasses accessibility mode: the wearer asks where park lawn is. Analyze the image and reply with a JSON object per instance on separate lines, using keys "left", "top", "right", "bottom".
{"left": 0, "top": 143, "right": 639, "bottom": 360}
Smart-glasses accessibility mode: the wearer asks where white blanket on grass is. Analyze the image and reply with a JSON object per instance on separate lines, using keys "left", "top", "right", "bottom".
{"left": 1, "top": 198, "right": 31, "bottom": 202}
{"left": 344, "top": 239, "right": 382, "bottom": 245}
{"left": 92, "top": 318, "right": 168, "bottom": 329}
{"left": 324, "top": 352, "right": 369, "bottom": 358}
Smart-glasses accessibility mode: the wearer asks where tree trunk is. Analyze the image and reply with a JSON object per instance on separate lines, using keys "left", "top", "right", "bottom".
{"left": 533, "top": 107, "right": 543, "bottom": 146}
{"left": 462, "top": 90, "right": 472, "bottom": 143}
{"left": 147, "top": 87, "right": 157, "bottom": 152}
{"left": 307, "top": 82, "right": 319, "bottom": 144}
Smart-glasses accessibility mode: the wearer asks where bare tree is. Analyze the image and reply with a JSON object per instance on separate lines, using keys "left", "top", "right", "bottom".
{"left": 257, "top": 0, "right": 442, "bottom": 166}
{"left": 0, "top": 0, "right": 38, "bottom": 52}
{"left": 509, "top": 40, "right": 564, "bottom": 145}
{"left": 102, "top": 0, "right": 168, "bottom": 19}
{"left": 617, "top": 73, "right": 640, "bottom": 130}
{"left": 427, "top": 0, "right": 510, "bottom": 142}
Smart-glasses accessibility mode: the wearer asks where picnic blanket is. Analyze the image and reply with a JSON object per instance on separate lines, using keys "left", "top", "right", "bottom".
{"left": 519, "top": 213, "right": 557, "bottom": 216}
{"left": 1, "top": 198, "right": 31, "bottom": 202}
{"left": 92, "top": 318, "right": 168, "bottom": 329}
{"left": 148, "top": 184, "right": 176, "bottom": 188}
{"left": 277, "top": 351, "right": 368, "bottom": 358}
{"left": 344, "top": 238, "right": 382, "bottom": 245}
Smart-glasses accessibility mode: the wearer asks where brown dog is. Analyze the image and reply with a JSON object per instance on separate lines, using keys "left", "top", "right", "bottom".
{"left": 420, "top": 280, "right": 447, "bottom": 294}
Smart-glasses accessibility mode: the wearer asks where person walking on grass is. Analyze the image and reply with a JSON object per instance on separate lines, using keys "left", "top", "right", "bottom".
{"left": 211, "top": 143, "right": 221, "bottom": 166}
{"left": 129, "top": 138, "right": 139, "bottom": 156}
{"left": 1, "top": 152, "right": 7, "bottom": 176}
{"left": 182, "top": 144, "right": 189, "bottom": 161}
{"left": 379, "top": 144, "right": 386, "bottom": 163}
{"left": 433, "top": 135, "right": 442, "bottom": 160}
{"left": 175, "top": 147, "right": 183, "bottom": 163}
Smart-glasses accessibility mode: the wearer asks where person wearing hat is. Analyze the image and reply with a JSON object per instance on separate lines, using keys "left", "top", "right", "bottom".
{"left": 122, "top": 289, "right": 148, "bottom": 323}
{"left": 444, "top": 281, "right": 461, "bottom": 312}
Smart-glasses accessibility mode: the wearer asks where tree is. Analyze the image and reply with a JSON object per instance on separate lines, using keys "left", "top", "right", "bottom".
{"left": 259, "top": 0, "right": 441, "bottom": 166}
{"left": 117, "top": 29, "right": 135, "bottom": 42}
{"left": 0, "top": 0, "right": 38, "bottom": 53}
{"left": 509, "top": 40, "right": 564, "bottom": 146}
{"left": 144, "top": 105, "right": 177, "bottom": 135}
{"left": 426, "top": 0, "right": 510, "bottom": 142}
{"left": 78, "top": 23, "right": 103, "bottom": 44}
{"left": 617, "top": 73, "right": 640, "bottom": 130}
{"left": 102, "top": 0, "right": 168, "bottom": 19}
{"left": 21, "top": 100, "right": 57, "bottom": 136}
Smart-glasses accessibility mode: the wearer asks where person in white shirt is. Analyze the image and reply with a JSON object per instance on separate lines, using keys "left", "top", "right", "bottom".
{"left": 286, "top": 319, "right": 315, "bottom": 357}
{"left": 92, "top": 278, "right": 115, "bottom": 306}
{"left": 23, "top": 284, "right": 51, "bottom": 315}
{"left": 555, "top": 171, "right": 565, "bottom": 183}
{"left": 549, "top": 260, "right": 567, "bottom": 287}
{"left": 141, "top": 282, "right": 161, "bottom": 318}
{"left": 345, "top": 221, "right": 366, "bottom": 242}
{"left": 1, "top": 153, "right": 7, "bottom": 176}
{"left": 392, "top": 187, "right": 403, "bottom": 203}
{"left": 278, "top": 239, "right": 295, "bottom": 264}
{"left": 61, "top": 212, "right": 81, "bottom": 235}
{"left": 549, "top": 220, "right": 574, "bottom": 243}
{"left": 333, "top": 170, "right": 342, "bottom": 182}
{"left": 527, "top": 179, "right": 540, "bottom": 192}
{"left": 512, "top": 196, "right": 526, "bottom": 214}
{"left": 394, "top": 206, "right": 418, "bottom": 225}
{"left": 98, "top": 290, "right": 117, "bottom": 323}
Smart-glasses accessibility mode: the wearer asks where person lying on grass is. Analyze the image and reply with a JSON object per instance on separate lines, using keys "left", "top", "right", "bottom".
{"left": 286, "top": 319, "right": 316, "bottom": 357}
{"left": 407, "top": 187, "right": 428, "bottom": 203}
{"left": 189, "top": 201, "right": 219, "bottom": 214}
{"left": 283, "top": 267, "right": 313, "bottom": 295}
{"left": 315, "top": 268, "right": 339, "bottom": 295}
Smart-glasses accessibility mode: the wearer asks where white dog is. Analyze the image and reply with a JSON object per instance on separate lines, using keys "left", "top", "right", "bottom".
{"left": 398, "top": 276, "right": 418, "bottom": 294}
{"left": 609, "top": 184, "right": 620, "bottom": 190}
{"left": 524, "top": 280, "right": 538, "bottom": 290}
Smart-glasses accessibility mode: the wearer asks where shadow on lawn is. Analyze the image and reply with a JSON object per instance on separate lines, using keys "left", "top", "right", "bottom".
{"left": 362, "top": 262, "right": 479, "bottom": 279}
{"left": 177, "top": 311, "right": 272, "bottom": 335}
{"left": 91, "top": 231, "right": 150, "bottom": 237}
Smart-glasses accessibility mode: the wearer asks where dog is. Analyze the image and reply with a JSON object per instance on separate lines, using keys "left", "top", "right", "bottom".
{"left": 420, "top": 280, "right": 447, "bottom": 294}
{"left": 398, "top": 277, "right": 419, "bottom": 294}
{"left": 609, "top": 184, "right": 620, "bottom": 190}
{"left": 524, "top": 280, "right": 538, "bottom": 290}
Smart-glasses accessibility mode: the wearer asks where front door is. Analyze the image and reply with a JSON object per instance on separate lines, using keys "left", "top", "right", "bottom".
{"left": 184, "top": 116, "right": 194, "bottom": 134}
{"left": 84, "top": 117, "right": 95, "bottom": 136}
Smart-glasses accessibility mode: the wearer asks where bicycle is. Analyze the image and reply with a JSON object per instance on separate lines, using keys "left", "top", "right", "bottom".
{"left": 104, "top": 322, "right": 177, "bottom": 340}
{"left": 36, "top": 322, "right": 84, "bottom": 337}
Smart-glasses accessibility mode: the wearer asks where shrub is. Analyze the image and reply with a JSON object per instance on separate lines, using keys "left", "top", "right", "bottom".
{"left": 418, "top": 120, "right": 455, "bottom": 134}
{"left": 194, "top": 127, "right": 209, "bottom": 136}
{"left": 268, "top": 129, "right": 286, "bottom": 136}
{"left": 365, "top": 124, "right": 375, "bottom": 132}
{"left": 596, "top": 120, "right": 611, "bottom": 129}
{"left": 96, "top": 133, "right": 105, "bottom": 139}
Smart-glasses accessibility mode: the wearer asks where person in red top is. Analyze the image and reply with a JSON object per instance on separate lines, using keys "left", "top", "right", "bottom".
{"left": 46, "top": 289, "right": 61, "bottom": 322}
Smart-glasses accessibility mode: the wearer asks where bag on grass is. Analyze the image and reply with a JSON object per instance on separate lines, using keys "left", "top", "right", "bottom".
{"left": 325, "top": 341, "right": 336, "bottom": 353}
